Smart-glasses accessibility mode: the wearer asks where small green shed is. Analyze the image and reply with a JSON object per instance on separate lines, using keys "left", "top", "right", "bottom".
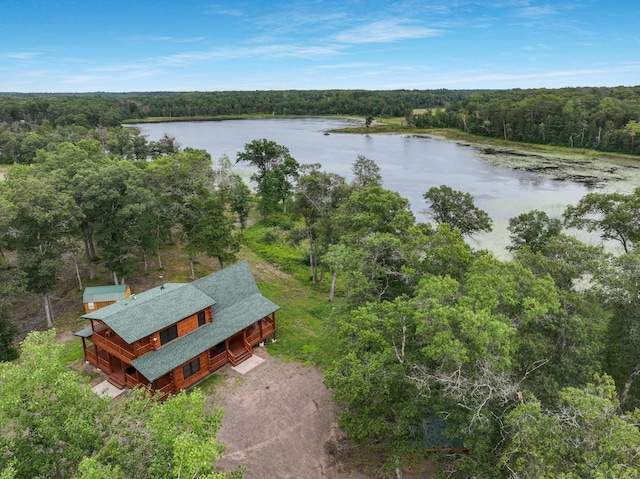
{"left": 83, "top": 284, "right": 131, "bottom": 313}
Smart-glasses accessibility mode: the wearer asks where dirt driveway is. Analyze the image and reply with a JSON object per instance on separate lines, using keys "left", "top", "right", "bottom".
{"left": 211, "top": 346, "right": 369, "bottom": 479}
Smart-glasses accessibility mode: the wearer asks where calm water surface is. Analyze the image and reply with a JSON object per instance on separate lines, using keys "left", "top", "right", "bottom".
{"left": 130, "top": 118, "right": 604, "bottom": 257}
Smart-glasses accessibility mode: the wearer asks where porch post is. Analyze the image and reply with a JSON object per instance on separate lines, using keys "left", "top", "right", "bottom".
{"left": 81, "top": 337, "right": 88, "bottom": 361}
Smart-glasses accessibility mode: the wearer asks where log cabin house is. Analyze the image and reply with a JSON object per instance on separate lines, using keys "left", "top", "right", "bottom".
{"left": 83, "top": 284, "right": 131, "bottom": 313}
{"left": 74, "top": 261, "right": 278, "bottom": 398}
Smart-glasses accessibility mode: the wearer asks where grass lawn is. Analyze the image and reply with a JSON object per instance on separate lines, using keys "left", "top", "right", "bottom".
{"left": 240, "top": 223, "right": 343, "bottom": 370}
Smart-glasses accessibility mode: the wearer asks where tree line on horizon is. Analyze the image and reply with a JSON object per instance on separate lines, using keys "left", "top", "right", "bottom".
{"left": 1, "top": 86, "right": 640, "bottom": 163}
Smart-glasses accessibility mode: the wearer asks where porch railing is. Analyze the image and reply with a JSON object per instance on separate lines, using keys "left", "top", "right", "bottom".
{"left": 97, "top": 356, "right": 110, "bottom": 371}
{"left": 84, "top": 346, "right": 111, "bottom": 372}
{"left": 135, "top": 343, "right": 153, "bottom": 356}
{"left": 84, "top": 347, "right": 98, "bottom": 365}
{"left": 247, "top": 318, "right": 276, "bottom": 346}
{"left": 156, "top": 382, "right": 175, "bottom": 401}
{"left": 92, "top": 333, "right": 136, "bottom": 361}
{"left": 261, "top": 320, "right": 276, "bottom": 338}
{"left": 125, "top": 372, "right": 140, "bottom": 388}
{"left": 209, "top": 351, "right": 228, "bottom": 371}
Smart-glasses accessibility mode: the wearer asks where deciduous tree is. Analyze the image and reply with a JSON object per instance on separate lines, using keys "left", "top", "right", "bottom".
{"left": 507, "top": 209, "right": 562, "bottom": 253}
{"left": 0, "top": 257, "right": 24, "bottom": 361}
{"left": 0, "top": 330, "right": 242, "bottom": 479}
{"left": 423, "top": 185, "right": 492, "bottom": 236}
{"left": 4, "top": 175, "right": 80, "bottom": 327}
{"left": 563, "top": 189, "right": 640, "bottom": 253}
{"left": 351, "top": 154, "right": 382, "bottom": 190}
{"left": 595, "top": 250, "right": 640, "bottom": 410}
{"left": 326, "top": 253, "right": 575, "bottom": 475}
{"left": 236, "top": 139, "right": 299, "bottom": 216}
{"left": 500, "top": 375, "right": 640, "bottom": 478}
{"left": 293, "top": 165, "right": 350, "bottom": 283}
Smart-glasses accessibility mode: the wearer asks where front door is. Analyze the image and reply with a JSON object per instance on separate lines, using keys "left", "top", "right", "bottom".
{"left": 227, "top": 331, "right": 246, "bottom": 355}
{"left": 109, "top": 355, "right": 125, "bottom": 381}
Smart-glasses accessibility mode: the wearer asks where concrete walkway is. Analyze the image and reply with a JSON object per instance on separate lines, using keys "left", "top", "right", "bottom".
{"left": 231, "top": 354, "right": 265, "bottom": 375}
{"left": 92, "top": 379, "right": 126, "bottom": 399}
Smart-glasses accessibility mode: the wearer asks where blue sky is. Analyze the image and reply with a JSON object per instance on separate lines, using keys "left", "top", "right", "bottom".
{"left": 1, "top": 0, "right": 639, "bottom": 92}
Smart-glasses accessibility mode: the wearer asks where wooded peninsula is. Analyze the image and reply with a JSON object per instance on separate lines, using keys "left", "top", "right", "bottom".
{"left": 1, "top": 88, "right": 640, "bottom": 478}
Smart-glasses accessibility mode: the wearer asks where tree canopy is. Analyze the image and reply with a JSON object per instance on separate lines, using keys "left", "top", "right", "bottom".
{"left": 423, "top": 185, "right": 493, "bottom": 236}
{"left": 0, "top": 330, "right": 242, "bottom": 479}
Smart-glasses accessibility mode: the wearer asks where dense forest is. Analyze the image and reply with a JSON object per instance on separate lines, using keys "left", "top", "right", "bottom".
{"left": 1, "top": 90, "right": 640, "bottom": 477}
{"left": 1, "top": 86, "right": 640, "bottom": 165}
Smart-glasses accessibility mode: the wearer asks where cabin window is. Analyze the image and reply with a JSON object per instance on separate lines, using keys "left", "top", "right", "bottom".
{"left": 214, "top": 342, "right": 226, "bottom": 355}
{"left": 159, "top": 324, "right": 178, "bottom": 345}
{"left": 182, "top": 357, "right": 201, "bottom": 379}
{"left": 88, "top": 302, "right": 95, "bottom": 310}
{"left": 197, "top": 310, "right": 206, "bottom": 327}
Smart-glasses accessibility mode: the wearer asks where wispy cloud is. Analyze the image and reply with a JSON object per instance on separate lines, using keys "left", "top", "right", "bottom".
{"left": 204, "top": 6, "right": 243, "bottom": 17}
{"left": 157, "top": 43, "right": 342, "bottom": 66}
{"left": 61, "top": 65, "right": 161, "bottom": 87}
{"left": 127, "top": 35, "right": 206, "bottom": 43}
{"left": 317, "top": 62, "right": 377, "bottom": 70}
{"left": 332, "top": 19, "right": 440, "bottom": 44}
{"left": 437, "top": 64, "right": 640, "bottom": 86}
{"left": 514, "top": 6, "right": 557, "bottom": 18}
{"left": 2, "top": 51, "right": 40, "bottom": 60}
{"left": 522, "top": 43, "right": 551, "bottom": 51}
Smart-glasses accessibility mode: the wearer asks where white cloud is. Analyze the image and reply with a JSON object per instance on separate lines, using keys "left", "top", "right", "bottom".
{"left": 2, "top": 51, "right": 40, "bottom": 60}
{"left": 157, "top": 43, "right": 342, "bottom": 67}
{"left": 421, "top": 63, "right": 640, "bottom": 88}
{"left": 317, "top": 62, "right": 377, "bottom": 70}
{"left": 204, "top": 6, "right": 243, "bottom": 17}
{"left": 514, "top": 5, "right": 557, "bottom": 18}
{"left": 127, "top": 35, "right": 207, "bottom": 43}
{"left": 332, "top": 19, "right": 440, "bottom": 44}
{"left": 522, "top": 43, "right": 551, "bottom": 51}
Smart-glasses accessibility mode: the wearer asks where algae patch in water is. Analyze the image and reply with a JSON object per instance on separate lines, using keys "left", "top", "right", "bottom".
{"left": 475, "top": 146, "right": 639, "bottom": 193}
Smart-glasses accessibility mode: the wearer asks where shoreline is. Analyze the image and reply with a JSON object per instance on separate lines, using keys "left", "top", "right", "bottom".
{"left": 332, "top": 125, "right": 640, "bottom": 193}
{"left": 124, "top": 114, "right": 640, "bottom": 190}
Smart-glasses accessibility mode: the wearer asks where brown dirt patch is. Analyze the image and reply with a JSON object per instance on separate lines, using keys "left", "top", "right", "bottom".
{"left": 211, "top": 347, "right": 370, "bottom": 479}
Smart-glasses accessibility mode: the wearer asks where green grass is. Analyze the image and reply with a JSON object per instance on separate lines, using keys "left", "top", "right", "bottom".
{"left": 238, "top": 226, "right": 343, "bottom": 370}
{"left": 59, "top": 336, "right": 85, "bottom": 364}
{"left": 259, "top": 278, "right": 339, "bottom": 369}
{"left": 243, "top": 221, "right": 314, "bottom": 282}
{"left": 192, "top": 369, "right": 227, "bottom": 396}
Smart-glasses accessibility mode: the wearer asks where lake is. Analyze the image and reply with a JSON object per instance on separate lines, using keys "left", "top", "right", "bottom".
{"left": 129, "top": 118, "right": 633, "bottom": 257}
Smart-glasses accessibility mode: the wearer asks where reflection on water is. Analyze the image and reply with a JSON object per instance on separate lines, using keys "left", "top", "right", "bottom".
{"left": 129, "top": 118, "right": 628, "bottom": 258}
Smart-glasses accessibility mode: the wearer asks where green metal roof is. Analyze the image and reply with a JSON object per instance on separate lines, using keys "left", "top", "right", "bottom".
{"left": 79, "top": 261, "right": 279, "bottom": 381}
{"left": 191, "top": 259, "right": 260, "bottom": 305}
{"left": 131, "top": 261, "right": 279, "bottom": 381}
{"left": 82, "top": 283, "right": 216, "bottom": 344}
{"left": 83, "top": 285, "right": 128, "bottom": 303}
{"left": 74, "top": 325, "right": 93, "bottom": 338}
{"left": 131, "top": 323, "right": 218, "bottom": 381}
